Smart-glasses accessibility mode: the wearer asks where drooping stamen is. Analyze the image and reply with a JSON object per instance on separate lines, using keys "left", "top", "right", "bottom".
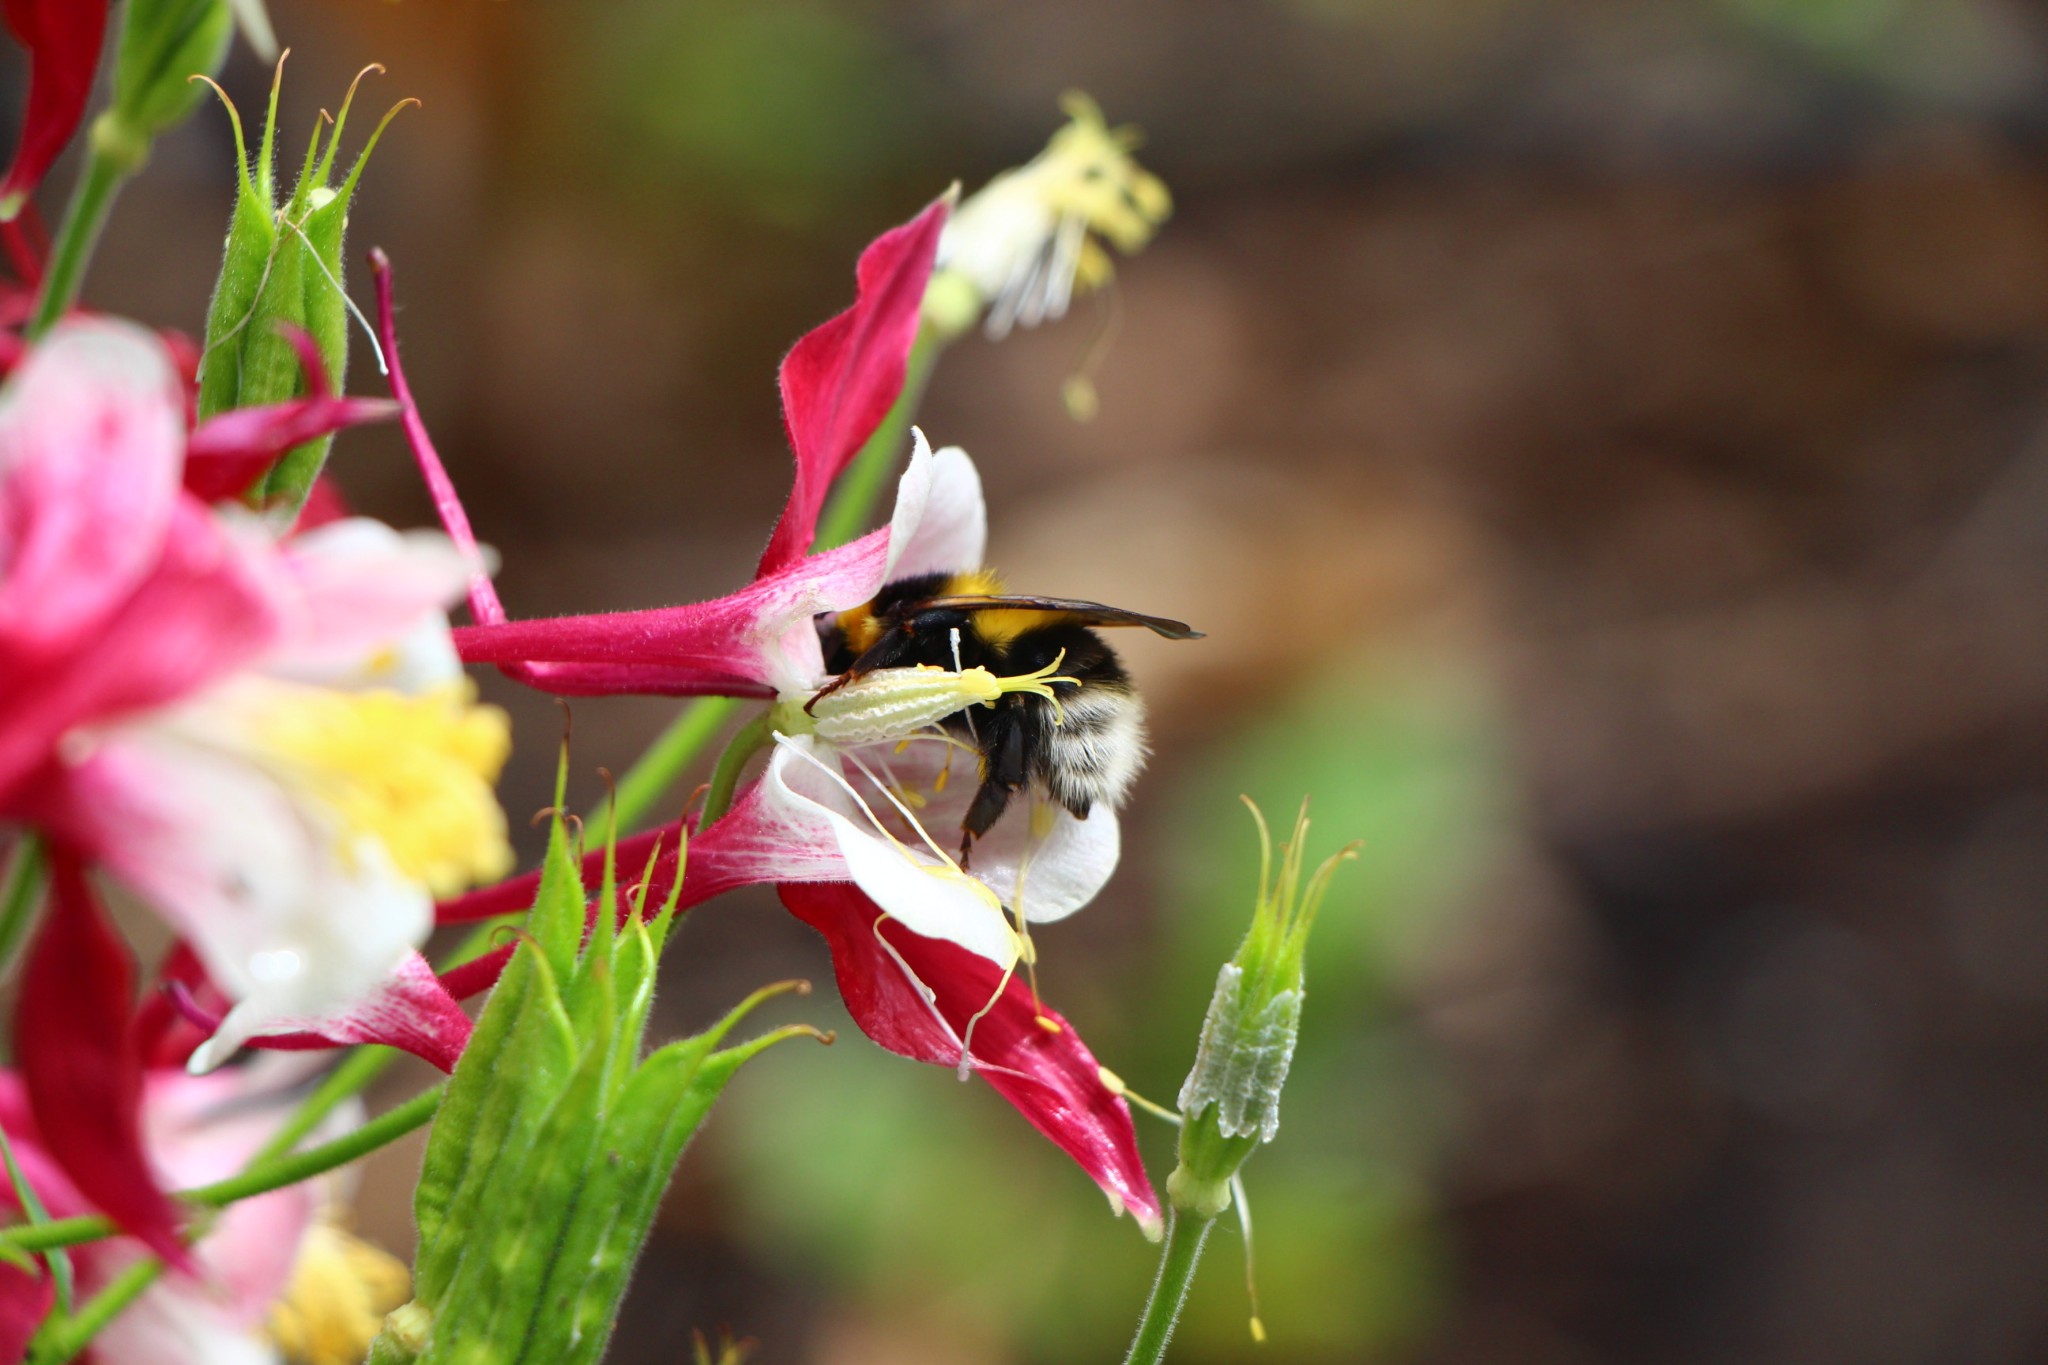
{"left": 1232, "top": 1172, "right": 1265, "bottom": 1343}
{"left": 957, "top": 945, "right": 1025, "bottom": 1082}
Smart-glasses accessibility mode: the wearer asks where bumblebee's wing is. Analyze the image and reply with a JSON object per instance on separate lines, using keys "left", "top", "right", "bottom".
{"left": 919, "top": 595, "right": 1205, "bottom": 640}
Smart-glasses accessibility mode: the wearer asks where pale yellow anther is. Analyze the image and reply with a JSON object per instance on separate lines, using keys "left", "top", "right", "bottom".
{"left": 935, "top": 91, "right": 1172, "bottom": 332}
{"left": 268, "top": 1215, "right": 411, "bottom": 1365}
{"left": 989, "top": 650, "right": 1078, "bottom": 709}
{"left": 253, "top": 682, "right": 513, "bottom": 896}
{"left": 1037, "top": 92, "right": 1172, "bottom": 256}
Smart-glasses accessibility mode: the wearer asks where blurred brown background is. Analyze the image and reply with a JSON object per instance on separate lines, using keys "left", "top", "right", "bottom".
{"left": 43, "top": 0, "right": 2048, "bottom": 1360}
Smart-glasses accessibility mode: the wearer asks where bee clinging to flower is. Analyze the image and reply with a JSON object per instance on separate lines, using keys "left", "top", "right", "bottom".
{"left": 814, "top": 566, "right": 1201, "bottom": 863}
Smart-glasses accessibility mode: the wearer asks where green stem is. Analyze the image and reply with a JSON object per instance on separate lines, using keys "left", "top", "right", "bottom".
{"left": 26, "top": 132, "right": 138, "bottom": 340}
{"left": 814, "top": 328, "right": 942, "bottom": 551}
{"left": 589, "top": 696, "right": 740, "bottom": 835}
{"left": 252, "top": 1045, "right": 398, "bottom": 1164}
{"left": 1, "top": 1086, "right": 443, "bottom": 1255}
{"left": 1122, "top": 1211, "right": 1216, "bottom": 1365}
{"left": 700, "top": 709, "right": 778, "bottom": 825}
{"left": 28, "top": 1256, "right": 161, "bottom": 1364}
{"left": 0, "top": 837, "right": 47, "bottom": 986}
{"left": 0, "top": 1123, "right": 70, "bottom": 1312}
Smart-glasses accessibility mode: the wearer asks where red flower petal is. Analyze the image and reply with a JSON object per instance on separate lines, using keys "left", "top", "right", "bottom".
{"left": 0, "top": 1257, "right": 54, "bottom": 1362}
{"left": 182, "top": 394, "right": 399, "bottom": 502}
{"left": 15, "top": 847, "right": 194, "bottom": 1271}
{"left": 183, "top": 326, "right": 398, "bottom": 501}
{"left": 757, "top": 198, "right": 948, "bottom": 578}
{"left": 0, "top": 0, "right": 110, "bottom": 219}
{"left": 780, "top": 881, "right": 1161, "bottom": 1230}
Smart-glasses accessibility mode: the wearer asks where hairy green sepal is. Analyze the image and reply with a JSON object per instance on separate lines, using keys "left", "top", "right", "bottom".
{"left": 368, "top": 777, "right": 813, "bottom": 1365}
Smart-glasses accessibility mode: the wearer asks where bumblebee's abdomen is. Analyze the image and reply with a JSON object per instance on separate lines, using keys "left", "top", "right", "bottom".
{"left": 1003, "top": 623, "right": 1150, "bottom": 818}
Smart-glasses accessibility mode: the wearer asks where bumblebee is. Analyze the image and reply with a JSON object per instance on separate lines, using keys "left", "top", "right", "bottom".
{"left": 814, "top": 569, "right": 1201, "bottom": 862}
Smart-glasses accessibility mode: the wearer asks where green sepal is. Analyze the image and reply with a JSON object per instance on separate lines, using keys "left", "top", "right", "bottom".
{"left": 528, "top": 1002, "right": 822, "bottom": 1365}
{"left": 379, "top": 745, "right": 825, "bottom": 1365}
{"left": 410, "top": 811, "right": 585, "bottom": 1299}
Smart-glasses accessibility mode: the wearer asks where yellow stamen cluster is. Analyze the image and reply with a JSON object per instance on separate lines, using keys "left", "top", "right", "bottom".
{"left": 1034, "top": 92, "right": 1172, "bottom": 283}
{"left": 255, "top": 682, "right": 514, "bottom": 895}
{"left": 931, "top": 92, "right": 1173, "bottom": 339}
{"left": 268, "top": 1217, "right": 411, "bottom": 1365}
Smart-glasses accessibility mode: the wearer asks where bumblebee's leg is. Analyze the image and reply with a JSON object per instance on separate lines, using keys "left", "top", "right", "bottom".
{"left": 959, "top": 704, "right": 1028, "bottom": 866}
{"left": 804, "top": 627, "right": 928, "bottom": 714}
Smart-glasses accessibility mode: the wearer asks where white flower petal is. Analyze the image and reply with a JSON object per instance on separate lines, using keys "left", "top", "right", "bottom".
{"left": 882, "top": 436, "right": 987, "bottom": 582}
{"left": 763, "top": 736, "right": 1020, "bottom": 967}
{"left": 89, "top": 1283, "right": 282, "bottom": 1365}
{"left": 271, "top": 517, "right": 473, "bottom": 683}
{"left": 58, "top": 715, "right": 432, "bottom": 1074}
{"left": 968, "top": 802, "right": 1121, "bottom": 925}
{"left": 189, "top": 840, "right": 428, "bottom": 1073}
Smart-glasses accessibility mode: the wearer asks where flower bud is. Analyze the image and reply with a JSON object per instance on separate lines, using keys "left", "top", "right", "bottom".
{"left": 108, "top": 0, "right": 233, "bottom": 152}
{"left": 1167, "top": 799, "right": 1353, "bottom": 1219}
{"left": 196, "top": 62, "right": 410, "bottom": 513}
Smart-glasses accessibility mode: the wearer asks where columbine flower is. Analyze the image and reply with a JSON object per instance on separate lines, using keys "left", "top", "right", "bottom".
{"left": 929, "top": 92, "right": 1171, "bottom": 340}
{"left": 0, "top": 319, "right": 510, "bottom": 1248}
{"left": 382, "top": 206, "right": 1158, "bottom": 1230}
{"left": 0, "top": 0, "right": 110, "bottom": 219}
{"left": 0, "top": 1048, "right": 407, "bottom": 1363}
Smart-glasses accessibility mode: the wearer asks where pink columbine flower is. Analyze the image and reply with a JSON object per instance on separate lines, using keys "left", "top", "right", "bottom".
{"left": 0, "top": 319, "right": 511, "bottom": 1253}
{"left": 0, "top": 1042, "right": 404, "bottom": 1363}
{"left": 0, "top": 0, "right": 109, "bottom": 220}
{"left": 385, "top": 204, "right": 1160, "bottom": 1230}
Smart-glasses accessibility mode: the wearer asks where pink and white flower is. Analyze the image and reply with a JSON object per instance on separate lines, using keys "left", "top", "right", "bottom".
{"left": 0, "top": 1041, "right": 404, "bottom": 1364}
{"left": 0, "top": 318, "right": 510, "bottom": 1249}
{"left": 383, "top": 203, "right": 1159, "bottom": 1230}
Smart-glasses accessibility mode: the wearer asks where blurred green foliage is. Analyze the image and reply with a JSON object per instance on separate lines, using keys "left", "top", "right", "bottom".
{"left": 574, "top": 0, "right": 933, "bottom": 227}
{"left": 720, "top": 645, "right": 1507, "bottom": 1361}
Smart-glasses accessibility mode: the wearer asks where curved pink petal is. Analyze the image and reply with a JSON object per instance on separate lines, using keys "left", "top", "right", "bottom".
{"left": 0, "top": 498, "right": 285, "bottom": 805}
{"left": 183, "top": 325, "right": 397, "bottom": 501}
{"left": 15, "top": 849, "right": 194, "bottom": 1270}
{"left": 0, "top": 0, "right": 109, "bottom": 218}
{"left": 758, "top": 198, "right": 949, "bottom": 578}
{"left": 229, "top": 951, "right": 472, "bottom": 1072}
{"left": 185, "top": 396, "right": 398, "bottom": 502}
{"left": 0, "top": 320, "right": 186, "bottom": 652}
{"left": 780, "top": 881, "right": 1161, "bottom": 1231}
{"left": 371, "top": 250, "right": 504, "bottom": 631}
{"left": 451, "top": 527, "right": 890, "bottom": 698}
{"left": 270, "top": 517, "right": 467, "bottom": 678}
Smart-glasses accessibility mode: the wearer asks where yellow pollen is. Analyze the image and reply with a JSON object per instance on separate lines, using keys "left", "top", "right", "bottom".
{"left": 255, "top": 682, "right": 513, "bottom": 896}
{"left": 268, "top": 1217, "right": 411, "bottom": 1365}
{"left": 1035, "top": 1014, "right": 1063, "bottom": 1035}
{"left": 1035, "top": 92, "right": 1171, "bottom": 261}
